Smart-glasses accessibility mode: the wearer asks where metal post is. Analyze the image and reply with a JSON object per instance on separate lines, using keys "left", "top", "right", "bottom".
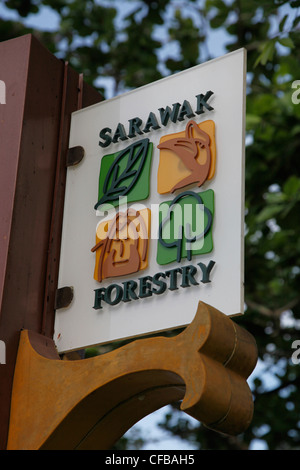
{"left": 0, "top": 34, "right": 102, "bottom": 449}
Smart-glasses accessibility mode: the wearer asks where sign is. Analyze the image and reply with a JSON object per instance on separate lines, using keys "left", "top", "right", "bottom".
{"left": 54, "top": 49, "right": 246, "bottom": 352}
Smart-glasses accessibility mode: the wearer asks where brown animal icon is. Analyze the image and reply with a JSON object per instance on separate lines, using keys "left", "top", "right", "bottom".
{"left": 157, "top": 120, "right": 211, "bottom": 192}
{"left": 91, "top": 209, "right": 149, "bottom": 282}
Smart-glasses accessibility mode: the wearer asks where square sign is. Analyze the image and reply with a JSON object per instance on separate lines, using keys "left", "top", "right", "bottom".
{"left": 54, "top": 49, "right": 246, "bottom": 353}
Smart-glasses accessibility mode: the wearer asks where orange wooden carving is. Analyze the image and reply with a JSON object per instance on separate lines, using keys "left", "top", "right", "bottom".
{"left": 7, "top": 302, "right": 257, "bottom": 450}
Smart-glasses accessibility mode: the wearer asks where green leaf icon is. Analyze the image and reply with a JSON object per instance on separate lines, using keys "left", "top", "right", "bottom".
{"left": 95, "top": 138, "right": 153, "bottom": 211}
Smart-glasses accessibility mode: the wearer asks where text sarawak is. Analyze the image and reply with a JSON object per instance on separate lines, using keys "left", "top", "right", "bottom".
{"left": 98, "top": 91, "right": 214, "bottom": 148}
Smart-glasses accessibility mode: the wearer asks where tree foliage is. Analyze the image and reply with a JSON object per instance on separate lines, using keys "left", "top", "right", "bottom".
{"left": 1, "top": 0, "right": 300, "bottom": 450}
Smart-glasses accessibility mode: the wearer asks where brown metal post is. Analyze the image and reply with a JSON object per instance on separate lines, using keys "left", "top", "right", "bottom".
{"left": 0, "top": 34, "right": 102, "bottom": 449}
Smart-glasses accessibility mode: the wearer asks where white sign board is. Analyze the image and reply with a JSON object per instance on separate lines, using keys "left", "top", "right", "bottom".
{"left": 54, "top": 49, "right": 246, "bottom": 353}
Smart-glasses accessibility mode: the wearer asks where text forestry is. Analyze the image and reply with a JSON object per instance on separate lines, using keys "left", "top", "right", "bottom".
{"left": 93, "top": 260, "right": 215, "bottom": 309}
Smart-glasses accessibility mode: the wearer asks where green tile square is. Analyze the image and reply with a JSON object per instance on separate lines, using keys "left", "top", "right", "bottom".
{"left": 157, "top": 189, "right": 214, "bottom": 265}
{"left": 94, "top": 138, "right": 153, "bottom": 211}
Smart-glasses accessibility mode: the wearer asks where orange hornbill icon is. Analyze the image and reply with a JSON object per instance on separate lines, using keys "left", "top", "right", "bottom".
{"left": 157, "top": 120, "right": 211, "bottom": 192}
{"left": 157, "top": 119, "right": 216, "bottom": 195}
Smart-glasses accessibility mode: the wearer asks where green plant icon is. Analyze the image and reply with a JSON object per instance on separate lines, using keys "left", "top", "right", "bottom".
{"left": 157, "top": 189, "right": 214, "bottom": 265}
{"left": 95, "top": 138, "right": 153, "bottom": 211}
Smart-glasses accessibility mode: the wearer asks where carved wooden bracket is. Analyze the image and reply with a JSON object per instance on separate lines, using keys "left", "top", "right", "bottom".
{"left": 7, "top": 302, "right": 257, "bottom": 450}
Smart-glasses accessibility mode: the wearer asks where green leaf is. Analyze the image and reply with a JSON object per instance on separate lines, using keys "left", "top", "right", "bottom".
{"left": 265, "top": 192, "right": 286, "bottom": 205}
{"left": 95, "top": 139, "right": 153, "bottom": 210}
{"left": 256, "top": 205, "right": 283, "bottom": 224}
{"left": 283, "top": 176, "right": 300, "bottom": 197}
{"left": 278, "top": 37, "right": 295, "bottom": 49}
{"left": 279, "top": 14, "right": 288, "bottom": 32}
{"left": 246, "top": 114, "right": 261, "bottom": 129}
{"left": 254, "top": 39, "right": 276, "bottom": 67}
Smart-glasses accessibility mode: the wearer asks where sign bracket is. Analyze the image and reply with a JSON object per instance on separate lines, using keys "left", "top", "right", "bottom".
{"left": 66, "top": 146, "right": 85, "bottom": 167}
